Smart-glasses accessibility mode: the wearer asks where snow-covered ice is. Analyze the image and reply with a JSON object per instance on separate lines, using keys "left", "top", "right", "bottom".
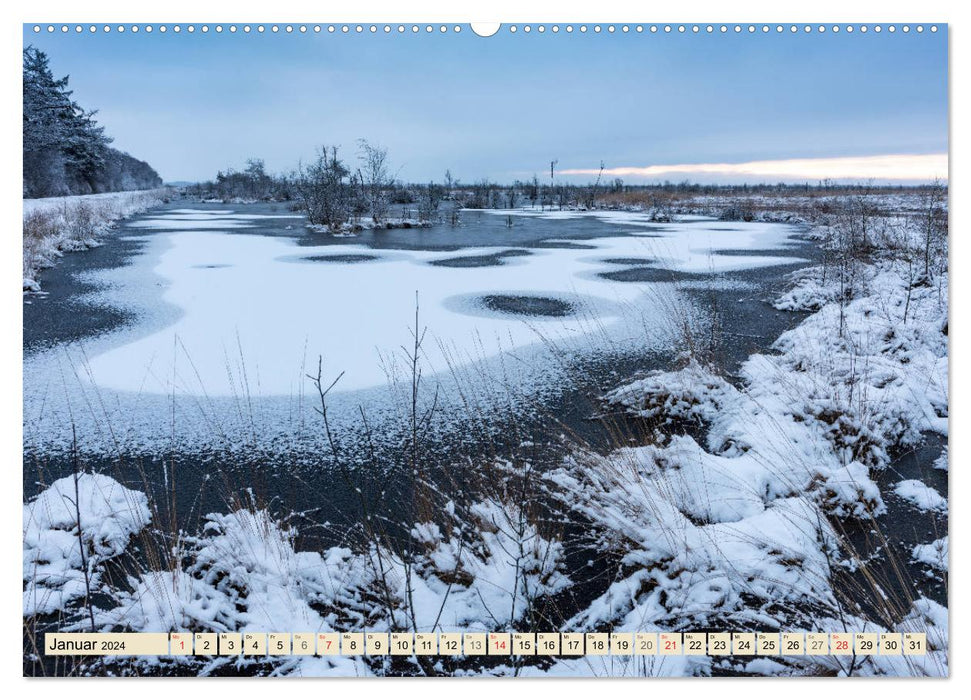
{"left": 894, "top": 480, "right": 947, "bottom": 513}
{"left": 43, "top": 209, "right": 805, "bottom": 397}
{"left": 24, "top": 208, "right": 807, "bottom": 453}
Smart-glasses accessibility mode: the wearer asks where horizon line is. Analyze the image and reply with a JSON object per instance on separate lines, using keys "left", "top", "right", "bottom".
{"left": 558, "top": 153, "right": 948, "bottom": 183}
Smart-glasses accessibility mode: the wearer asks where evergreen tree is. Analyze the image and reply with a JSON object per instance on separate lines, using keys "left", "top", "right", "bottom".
{"left": 23, "top": 46, "right": 159, "bottom": 197}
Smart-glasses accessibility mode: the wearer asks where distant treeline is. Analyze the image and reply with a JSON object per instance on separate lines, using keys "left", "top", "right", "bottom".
{"left": 186, "top": 147, "right": 618, "bottom": 227}
{"left": 187, "top": 143, "right": 945, "bottom": 229}
{"left": 23, "top": 47, "right": 163, "bottom": 198}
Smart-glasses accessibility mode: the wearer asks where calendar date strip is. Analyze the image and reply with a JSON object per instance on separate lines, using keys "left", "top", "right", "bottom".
{"left": 44, "top": 631, "right": 927, "bottom": 657}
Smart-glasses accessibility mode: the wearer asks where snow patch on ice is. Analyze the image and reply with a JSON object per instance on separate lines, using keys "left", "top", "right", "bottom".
{"left": 894, "top": 480, "right": 947, "bottom": 513}
{"left": 912, "top": 537, "right": 948, "bottom": 572}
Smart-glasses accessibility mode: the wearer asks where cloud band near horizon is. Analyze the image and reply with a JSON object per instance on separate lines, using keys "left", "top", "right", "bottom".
{"left": 559, "top": 153, "right": 948, "bottom": 182}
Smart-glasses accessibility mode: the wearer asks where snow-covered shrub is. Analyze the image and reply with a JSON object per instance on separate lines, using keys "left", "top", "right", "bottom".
{"left": 78, "top": 480, "right": 568, "bottom": 675}
{"left": 23, "top": 473, "right": 151, "bottom": 616}
{"left": 602, "top": 361, "right": 735, "bottom": 430}
{"left": 23, "top": 189, "right": 167, "bottom": 291}
{"left": 95, "top": 509, "right": 354, "bottom": 636}
{"left": 547, "top": 444, "right": 841, "bottom": 644}
{"left": 808, "top": 461, "right": 884, "bottom": 518}
{"left": 775, "top": 266, "right": 841, "bottom": 312}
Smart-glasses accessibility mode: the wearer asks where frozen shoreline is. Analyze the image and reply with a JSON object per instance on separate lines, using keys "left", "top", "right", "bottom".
{"left": 23, "top": 189, "right": 169, "bottom": 292}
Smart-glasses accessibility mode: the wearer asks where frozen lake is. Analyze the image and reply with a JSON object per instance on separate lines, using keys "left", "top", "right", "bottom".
{"left": 23, "top": 203, "right": 808, "bottom": 456}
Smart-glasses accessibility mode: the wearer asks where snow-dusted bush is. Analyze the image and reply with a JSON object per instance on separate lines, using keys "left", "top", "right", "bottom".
{"left": 581, "top": 207, "right": 948, "bottom": 675}
{"left": 602, "top": 361, "right": 735, "bottom": 429}
{"left": 58, "top": 479, "right": 568, "bottom": 675}
{"left": 23, "top": 189, "right": 167, "bottom": 291}
{"left": 912, "top": 537, "right": 948, "bottom": 573}
{"left": 23, "top": 474, "right": 151, "bottom": 616}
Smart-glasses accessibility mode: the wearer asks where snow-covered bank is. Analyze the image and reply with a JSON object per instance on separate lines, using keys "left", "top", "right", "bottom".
{"left": 24, "top": 472, "right": 569, "bottom": 677}
{"left": 589, "top": 190, "right": 938, "bottom": 227}
{"left": 558, "top": 210, "right": 948, "bottom": 675}
{"left": 23, "top": 189, "right": 168, "bottom": 291}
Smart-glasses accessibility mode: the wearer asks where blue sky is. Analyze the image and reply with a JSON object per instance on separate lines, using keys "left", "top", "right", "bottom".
{"left": 23, "top": 25, "right": 948, "bottom": 183}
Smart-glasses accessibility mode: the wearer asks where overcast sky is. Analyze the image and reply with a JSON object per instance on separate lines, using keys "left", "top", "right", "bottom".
{"left": 24, "top": 24, "right": 948, "bottom": 184}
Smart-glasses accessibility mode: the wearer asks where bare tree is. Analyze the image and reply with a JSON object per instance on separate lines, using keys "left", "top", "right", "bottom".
{"left": 243, "top": 158, "right": 272, "bottom": 200}
{"left": 357, "top": 139, "right": 392, "bottom": 223}
{"left": 294, "top": 146, "right": 351, "bottom": 230}
{"left": 919, "top": 179, "right": 948, "bottom": 279}
{"left": 547, "top": 159, "right": 558, "bottom": 210}
{"left": 416, "top": 182, "right": 444, "bottom": 222}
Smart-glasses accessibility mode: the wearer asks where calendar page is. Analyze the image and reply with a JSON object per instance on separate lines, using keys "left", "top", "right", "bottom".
{"left": 21, "top": 14, "right": 948, "bottom": 679}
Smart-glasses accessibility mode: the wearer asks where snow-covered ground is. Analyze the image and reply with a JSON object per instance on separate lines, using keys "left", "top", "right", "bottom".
{"left": 24, "top": 207, "right": 805, "bottom": 454}
{"left": 23, "top": 189, "right": 168, "bottom": 291}
{"left": 23, "top": 191, "right": 166, "bottom": 216}
{"left": 558, "top": 217, "right": 948, "bottom": 676}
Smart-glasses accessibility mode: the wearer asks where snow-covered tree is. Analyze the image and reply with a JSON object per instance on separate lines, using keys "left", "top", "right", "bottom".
{"left": 23, "top": 47, "right": 161, "bottom": 197}
{"left": 356, "top": 139, "right": 392, "bottom": 223}
{"left": 295, "top": 146, "right": 352, "bottom": 229}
